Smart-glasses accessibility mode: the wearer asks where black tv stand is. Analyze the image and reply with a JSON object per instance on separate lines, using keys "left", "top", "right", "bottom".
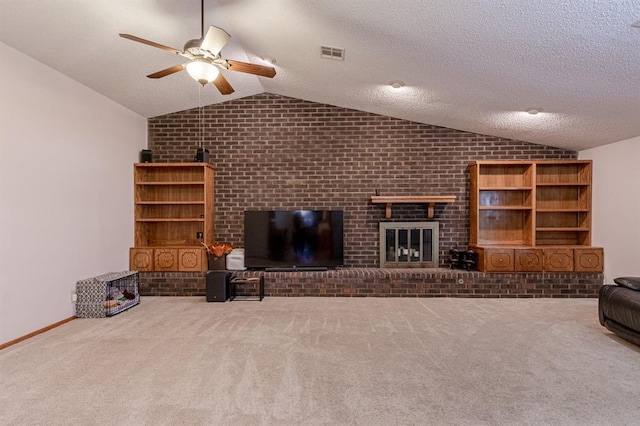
{"left": 265, "top": 266, "right": 329, "bottom": 272}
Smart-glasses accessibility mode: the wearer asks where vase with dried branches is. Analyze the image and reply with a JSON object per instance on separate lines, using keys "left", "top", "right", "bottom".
{"left": 201, "top": 242, "right": 234, "bottom": 270}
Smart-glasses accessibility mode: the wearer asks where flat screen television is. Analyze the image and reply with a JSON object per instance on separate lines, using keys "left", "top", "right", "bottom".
{"left": 244, "top": 210, "right": 344, "bottom": 270}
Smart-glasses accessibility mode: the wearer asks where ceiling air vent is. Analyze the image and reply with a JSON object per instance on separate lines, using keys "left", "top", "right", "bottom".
{"left": 633, "top": 20, "right": 640, "bottom": 28}
{"left": 321, "top": 45, "right": 345, "bottom": 61}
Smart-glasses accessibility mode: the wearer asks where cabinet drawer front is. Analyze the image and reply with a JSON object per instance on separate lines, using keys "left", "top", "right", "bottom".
{"left": 484, "top": 249, "right": 515, "bottom": 272}
{"left": 515, "top": 249, "right": 543, "bottom": 272}
{"left": 574, "top": 248, "right": 603, "bottom": 272}
{"left": 154, "top": 249, "right": 178, "bottom": 271}
{"left": 178, "top": 248, "right": 205, "bottom": 272}
{"left": 544, "top": 248, "right": 574, "bottom": 272}
{"left": 130, "top": 248, "right": 154, "bottom": 271}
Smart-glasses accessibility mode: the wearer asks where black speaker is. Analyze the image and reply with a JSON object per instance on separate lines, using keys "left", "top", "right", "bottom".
{"left": 206, "top": 271, "right": 230, "bottom": 302}
{"left": 140, "top": 149, "right": 153, "bottom": 163}
{"left": 195, "top": 148, "right": 209, "bottom": 163}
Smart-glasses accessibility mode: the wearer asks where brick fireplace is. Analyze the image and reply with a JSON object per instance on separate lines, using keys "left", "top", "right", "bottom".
{"left": 142, "top": 93, "right": 603, "bottom": 297}
{"left": 148, "top": 93, "right": 576, "bottom": 268}
{"left": 379, "top": 221, "right": 439, "bottom": 268}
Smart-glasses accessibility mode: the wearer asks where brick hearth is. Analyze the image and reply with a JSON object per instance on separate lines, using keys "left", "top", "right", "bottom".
{"left": 139, "top": 269, "right": 603, "bottom": 298}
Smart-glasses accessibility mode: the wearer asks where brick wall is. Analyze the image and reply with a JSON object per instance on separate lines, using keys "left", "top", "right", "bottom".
{"left": 138, "top": 269, "right": 603, "bottom": 298}
{"left": 148, "top": 93, "right": 575, "bottom": 268}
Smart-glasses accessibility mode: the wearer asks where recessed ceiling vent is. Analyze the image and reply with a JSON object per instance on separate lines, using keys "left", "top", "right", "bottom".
{"left": 633, "top": 20, "right": 640, "bottom": 28}
{"left": 321, "top": 45, "right": 345, "bottom": 61}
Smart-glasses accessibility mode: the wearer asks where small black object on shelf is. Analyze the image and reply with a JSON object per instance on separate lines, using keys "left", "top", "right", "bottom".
{"left": 195, "top": 147, "right": 209, "bottom": 162}
{"left": 449, "top": 247, "right": 478, "bottom": 271}
{"left": 140, "top": 149, "right": 153, "bottom": 163}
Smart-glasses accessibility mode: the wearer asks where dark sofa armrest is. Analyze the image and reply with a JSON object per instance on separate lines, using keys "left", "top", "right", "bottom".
{"left": 614, "top": 277, "right": 640, "bottom": 291}
{"left": 599, "top": 284, "right": 640, "bottom": 333}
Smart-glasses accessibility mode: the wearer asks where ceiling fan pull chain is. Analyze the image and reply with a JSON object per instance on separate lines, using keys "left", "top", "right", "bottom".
{"left": 198, "top": 84, "right": 203, "bottom": 149}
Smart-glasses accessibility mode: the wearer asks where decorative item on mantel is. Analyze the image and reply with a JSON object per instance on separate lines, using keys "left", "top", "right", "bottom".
{"left": 202, "top": 242, "right": 234, "bottom": 270}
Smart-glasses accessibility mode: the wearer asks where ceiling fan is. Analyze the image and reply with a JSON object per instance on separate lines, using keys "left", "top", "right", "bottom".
{"left": 119, "top": 0, "right": 275, "bottom": 95}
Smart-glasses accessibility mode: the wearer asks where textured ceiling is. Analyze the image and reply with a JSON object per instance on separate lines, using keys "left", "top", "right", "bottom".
{"left": 1, "top": 0, "right": 639, "bottom": 151}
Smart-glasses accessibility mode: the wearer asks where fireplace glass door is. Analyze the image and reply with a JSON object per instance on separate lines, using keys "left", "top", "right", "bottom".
{"left": 379, "top": 222, "right": 439, "bottom": 268}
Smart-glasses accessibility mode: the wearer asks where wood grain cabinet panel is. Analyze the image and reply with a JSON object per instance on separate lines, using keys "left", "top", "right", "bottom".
{"left": 544, "top": 248, "right": 574, "bottom": 272}
{"left": 130, "top": 248, "right": 154, "bottom": 271}
{"left": 154, "top": 249, "right": 178, "bottom": 272}
{"left": 476, "top": 247, "right": 515, "bottom": 272}
{"left": 574, "top": 247, "right": 603, "bottom": 272}
{"left": 515, "top": 248, "right": 543, "bottom": 272}
{"left": 178, "top": 248, "right": 205, "bottom": 272}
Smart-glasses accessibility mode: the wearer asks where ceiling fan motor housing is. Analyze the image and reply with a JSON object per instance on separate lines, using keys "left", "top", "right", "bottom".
{"left": 184, "top": 38, "right": 203, "bottom": 53}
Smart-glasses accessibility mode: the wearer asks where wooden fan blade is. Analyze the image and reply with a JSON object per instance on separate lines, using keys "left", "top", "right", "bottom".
{"left": 147, "top": 64, "right": 185, "bottom": 79}
{"left": 227, "top": 60, "right": 276, "bottom": 78}
{"left": 212, "top": 73, "right": 235, "bottom": 95}
{"left": 119, "top": 33, "right": 182, "bottom": 55}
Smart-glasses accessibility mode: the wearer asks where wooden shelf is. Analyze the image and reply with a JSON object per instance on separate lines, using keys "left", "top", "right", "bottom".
{"left": 136, "top": 181, "right": 205, "bottom": 185}
{"left": 136, "top": 218, "right": 206, "bottom": 222}
{"left": 536, "top": 227, "right": 590, "bottom": 232}
{"left": 537, "top": 208, "right": 589, "bottom": 213}
{"left": 469, "top": 160, "right": 599, "bottom": 272}
{"left": 479, "top": 206, "right": 532, "bottom": 210}
{"left": 536, "top": 182, "right": 590, "bottom": 187}
{"left": 131, "top": 163, "right": 215, "bottom": 272}
{"left": 479, "top": 186, "right": 533, "bottom": 190}
{"left": 370, "top": 195, "right": 456, "bottom": 219}
{"left": 136, "top": 201, "right": 204, "bottom": 205}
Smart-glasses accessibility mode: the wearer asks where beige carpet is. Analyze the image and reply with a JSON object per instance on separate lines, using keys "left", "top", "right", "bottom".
{"left": 1, "top": 297, "right": 639, "bottom": 425}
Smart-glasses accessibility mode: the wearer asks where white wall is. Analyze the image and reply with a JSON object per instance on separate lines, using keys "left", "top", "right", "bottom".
{"left": 0, "top": 42, "right": 147, "bottom": 345}
{"left": 579, "top": 137, "right": 640, "bottom": 282}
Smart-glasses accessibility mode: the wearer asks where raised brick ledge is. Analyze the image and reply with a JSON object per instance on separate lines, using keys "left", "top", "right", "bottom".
{"left": 139, "top": 268, "right": 604, "bottom": 298}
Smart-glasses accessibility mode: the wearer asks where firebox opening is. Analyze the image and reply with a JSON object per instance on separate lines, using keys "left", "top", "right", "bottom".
{"left": 379, "top": 222, "right": 439, "bottom": 268}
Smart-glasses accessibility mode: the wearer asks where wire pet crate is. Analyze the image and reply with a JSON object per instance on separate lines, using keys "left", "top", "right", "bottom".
{"left": 76, "top": 271, "right": 140, "bottom": 318}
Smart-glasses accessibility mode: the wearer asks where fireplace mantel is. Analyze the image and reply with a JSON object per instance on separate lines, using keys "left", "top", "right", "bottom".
{"left": 371, "top": 195, "right": 456, "bottom": 219}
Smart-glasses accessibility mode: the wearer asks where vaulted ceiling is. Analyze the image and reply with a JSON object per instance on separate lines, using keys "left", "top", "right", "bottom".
{"left": 1, "top": 0, "right": 639, "bottom": 151}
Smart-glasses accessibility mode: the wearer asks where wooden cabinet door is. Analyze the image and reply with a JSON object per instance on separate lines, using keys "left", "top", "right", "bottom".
{"left": 574, "top": 248, "right": 603, "bottom": 272}
{"left": 130, "top": 248, "right": 154, "bottom": 271}
{"left": 178, "top": 248, "right": 205, "bottom": 272}
{"left": 477, "top": 248, "right": 514, "bottom": 272}
{"left": 515, "top": 248, "right": 543, "bottom": 272}
{"left": 544, "top": 248, "right": 574, "bottom": 272}
{"left": 154, "top": 249, "right": 178, "bottom": 271}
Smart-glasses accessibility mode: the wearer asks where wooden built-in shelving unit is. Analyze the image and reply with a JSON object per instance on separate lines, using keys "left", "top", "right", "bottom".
{"left": 130, "top": 163, "right": 215, "bottom": 272}
{"left": 469, "top": 160, "right": 602, "bottom": 273}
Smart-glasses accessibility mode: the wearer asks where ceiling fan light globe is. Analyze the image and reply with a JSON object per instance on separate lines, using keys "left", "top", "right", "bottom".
{"left": 186, "top": 59, "right": 219, "bottom": 85}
